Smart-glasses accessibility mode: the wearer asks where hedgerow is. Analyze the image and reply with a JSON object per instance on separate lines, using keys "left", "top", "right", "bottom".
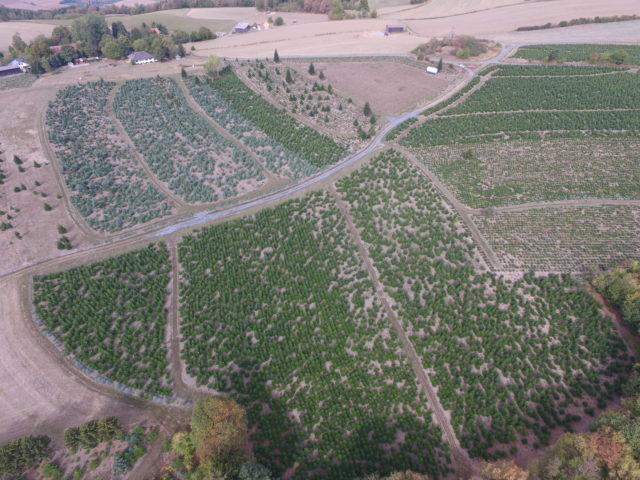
{"left": 335, "top": 150, "right": 630, "bottom": 459}
{"left": 207, "top": 67, "right": 347, "bottom": 168}
{"left": 46, "top": 80, "right": 171, "bottom": 232}
{"left": 491, "top": 64, "right": 623, "bottom": 76}
{"left": 33, "top": 243, "right": 172, "bottom": 396}
{"left": 113, "top": 76, "right": 264, "bottom": 204}
{"left": 185, "top": 76, "right": 318, "bottom": 180}
{"left": 177, "top": 191, "right": 451, "bottom": 479}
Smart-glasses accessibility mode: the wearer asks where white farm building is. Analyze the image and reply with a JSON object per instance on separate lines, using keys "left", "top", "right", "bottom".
{"left": 128, "top": 51, "right": 156, "bottom": 65}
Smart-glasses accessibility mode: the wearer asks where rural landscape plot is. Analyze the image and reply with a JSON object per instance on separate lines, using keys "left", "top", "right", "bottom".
{"left": 473, "top": 205, "right": 640, "bottom": 272}
{"left": 178, "top": 191, "right": 451, "bottom": 479}
{"left": 46, "top": 81, "right": 172, "bottom": 232}
{"left": 33, "top": 243, "right": 173, "bottom": 397}
{"left": 113, "top": 76, "right": 265, "bottom": 204}
{"left": 336, "top": 151, "right": 630, "bottom": 459}
{"left": 511, "top": 44, "right": 640, "bottom": 64}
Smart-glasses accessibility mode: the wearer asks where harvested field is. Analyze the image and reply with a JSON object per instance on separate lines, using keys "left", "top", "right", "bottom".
{"left": 0, "top": 74, "right": 36, "bottom": 91}
{"left": 413, "top": 138, "right": 640, "bottom": 208}
{"left": 178, "top": 190, "right": 452, "bottom": 479}
{"left": 381, "top": 0, "right": 525, "bottom": 19}
{"left": 473, "top": 205, "right": 640, "bottom": 272}
{"left": 186, "top": 7, "right": 328, "bottom": 25}
{"left": 0, "top": 21, "right": 54, "bottom": 52}
{"left": 291, "top": 60, "right": 461, "bottom": 116}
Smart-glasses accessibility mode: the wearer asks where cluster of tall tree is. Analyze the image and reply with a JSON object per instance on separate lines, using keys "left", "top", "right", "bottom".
{"left": 594, "top": 261, "right": 640, "bottom": 330}
{"left": 63, "top": 417, "right": 122, "bottom": 451}
{"left": 3, "top": 13, "right": 192, "bottom": 73}
{"left": 0, "top": 436, "right": 51, "bottom": 477}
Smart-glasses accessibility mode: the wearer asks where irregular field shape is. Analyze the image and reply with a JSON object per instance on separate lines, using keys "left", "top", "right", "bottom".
{"left": 185, "top": 76, "right": 318, "bottom": 180}
{"left": 473, "top": 205, "right": 640, "bottom": 272}
{"left": 207, "top": 68, "right": 347, "bottom": 168}
{"left": 178, "top": 191, "right": 451, "bottom": 479}
{"left": 513, "top": 44, "right": 640, "bottom": 64}
{"left": 113, "top": 76, "right": 264, "bottom": 204}
{"left": 336, "top": 151, "right": 629, "bottom": 459}
{"left": 413, "top": 138, "right": 640, "bottom": 207}
{"left": 33, "top": 243, "right": 173, "bottom": 396}
{"left": 46, "top": 81, "right": 171, "bottom": 232}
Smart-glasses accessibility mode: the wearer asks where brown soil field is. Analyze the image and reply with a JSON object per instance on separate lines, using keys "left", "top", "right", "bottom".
{"left": 0, "top": 0, "right": 59, "bottom": 10}
{"left": 0, "top": 87, "right": 91, "bottom": 275}
{"left": 186, "top": 7, "right": 328, "bottom": 25}
{"left": 0, "top": 21, "right": 55, "bottom": 53}
{"left": 379, "top": 0, "right": 525, "bottom": 19}
{"left": 297, "top": 60, "right": 462, "bottom": 116}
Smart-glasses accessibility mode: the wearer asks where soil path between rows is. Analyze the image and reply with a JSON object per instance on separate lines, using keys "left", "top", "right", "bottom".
{"left": 329, "top": 184, "right": 476, "bottom": 479}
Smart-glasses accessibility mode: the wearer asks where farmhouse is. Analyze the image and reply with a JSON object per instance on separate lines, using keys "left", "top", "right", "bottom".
{"left": 233, "top": 22, "right": 252, "bottom": 34}
{"left": 386, "top": 25, "right": 405, "bottom": 34}
{"left": 128, "top": 51, "right": 156, "bottom": 65}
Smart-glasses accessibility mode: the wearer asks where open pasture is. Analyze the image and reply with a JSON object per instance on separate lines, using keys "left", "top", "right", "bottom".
{"left": 238, "top": 59, "right": 374, "bottom": 148}
{"left": 0, "top": 21, "right": 54, "bottom": 52}
{"left": 33, "top": 243, "right": 173, "bottom": 397}
{"left": 413, "top": 138, "right": 640, "bottom": 208}
{"left": 185, "top": 75, "right": 318, "bottom": 180}
{"left": 473, "top": 205, "right": 640, "bottom": 272}
{"left": 335, "top": 151, "right": 630, "bottom": 459}
{"left": 113, "top": 76, "right": 265, "bottom": 204}
{"left": 178, "top": 191, "right": 451, "bottom": 479}
{"left": 46, "top": 80, "right": 172, "bottom": 232}
{"left": 290, "top": 60, "right": 461, "bottom": 117}
{"left": 512, "top": 44, "right": 640, "bottom": 65}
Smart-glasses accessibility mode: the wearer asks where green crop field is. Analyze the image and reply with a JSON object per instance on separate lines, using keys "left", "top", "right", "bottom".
{"left": 413, "top": 138, "right": 640, "bottom": 207}
{"left": 473, "top": 205, "right": 640, "bottom": 272}
{"left": 0, "top": 73, "right": 36, "bottom": 91}
{"left": 33, "top": 244, "right": 172, "bottom": 396}
{"left": 336, "top": 151, "right": 629, "bottom": 459}
{"left": 178, "top": 190, "right": 451, "bottom": 479}
{"left": 512, "top": 44, "right": 640, "bottom": 65}
{"left": 185, "top": 75, "right": 319, "bottom": 180}
{"left": 46, "top": 81, "right": 172, "bottom": 232}
{"left": 113, "top": 76, "right": 264, "bottom": 204}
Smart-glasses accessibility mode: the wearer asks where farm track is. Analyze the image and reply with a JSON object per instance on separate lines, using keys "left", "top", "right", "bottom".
{"left": 165, "top": 237, "right": 191, "bottom": 401}
{"left": 175, "top": 75, "right": 290, "bottom": 191}
{"left": 330, "top": 185, "right": 476, "bottom": 479}
{"left": 107, "top": 83, "right": 188, "bottom": 210}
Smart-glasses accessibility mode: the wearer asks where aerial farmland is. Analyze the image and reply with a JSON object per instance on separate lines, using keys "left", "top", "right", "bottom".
{"left": 0, "top": 0, "right": 639, "bottom": 478}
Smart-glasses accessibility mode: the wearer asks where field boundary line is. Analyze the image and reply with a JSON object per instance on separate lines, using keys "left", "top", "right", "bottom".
{"left": 107, "top": 83, "right": 188, "bottom": 209}
{"left": 329, "top": 184, "right": 475, "bottom": 479}
{"left": 396, "top": 146, "right": 502, "bottom": 270}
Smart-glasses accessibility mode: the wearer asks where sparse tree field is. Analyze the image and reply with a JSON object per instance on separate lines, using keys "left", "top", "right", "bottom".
{"left": 236, "top": 59, "right": 377, "bottom": 146}
{"left": 46, "top": 81, "right": 173, "bottom": 232}
{"left": 473, "top": 205, "right": 640, "bottom": 272}
{"left": 113, "top": 76, "right": 265, "bottom": 204}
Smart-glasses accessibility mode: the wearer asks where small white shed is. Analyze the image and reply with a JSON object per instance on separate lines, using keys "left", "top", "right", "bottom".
{"left": 426, "top": 66, "right": 438, "bottom": 75}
